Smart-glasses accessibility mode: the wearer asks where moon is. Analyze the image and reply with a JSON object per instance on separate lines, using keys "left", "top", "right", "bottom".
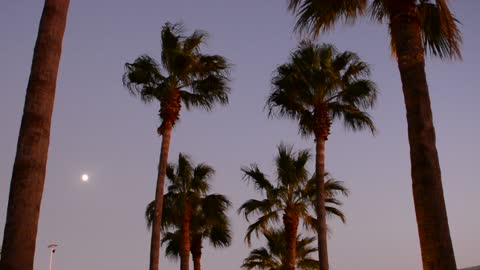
{"left": 81, "top": 174, "right": 89, "bottom": 182}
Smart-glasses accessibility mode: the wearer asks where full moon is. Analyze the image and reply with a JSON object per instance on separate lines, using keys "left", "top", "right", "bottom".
{"left": 81, "top": 174, "right": 89, "bottom": 182}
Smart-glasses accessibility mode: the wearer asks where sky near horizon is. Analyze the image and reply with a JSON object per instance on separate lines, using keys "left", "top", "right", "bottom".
{"left": 1, "top": 1, "right": 479, "bottom": 270}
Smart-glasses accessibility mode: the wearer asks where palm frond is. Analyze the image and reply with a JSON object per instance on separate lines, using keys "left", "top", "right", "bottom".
{"left": 288, "top": 0, "right": 367, "bottom": 37}
{"left": 302, "top": 215, "right": 318, "bottom": 232}
{"left": 417, "top": 0, "right": 462, "bottom": 59}
{"left": 275, "top": 144, "right": 310, "bottom": 187}
{"left": 238, "top": 199, "right": 275, "bottom": 221}
{"left": 145, "top": 200, "right": 155, "bottom": 229}
{"left": 182, "top": 29, "right": 207, "bottom": 55}
{"left": 182, "top": 75, "right": 230, "bottom": 111}
{"left": 340, "top": 79, "right": 378, "bottom": 110}
{"left": 123, "top": 55, "right": 165, "bottom": 103}
{"left": 328, "top": 102, "right": 376, "bottom": 134}
{"left": 161, "top": 230, "right": 181, "bottom": 261}
{"left": 192, "top": 163, "right": 214, "bottom": 193}
{"left": 296, "top": 258, "right": 320, "bottom": 270}
{"left": 324, "top": 178, "right": 349, "bottom": 197}
{"left": 325, "top": 206, "right": 346, "bottom": 223}
{"left": 241, "top": 247, "right": 280, "bottom": 270}
{"left": 241, "top": 165, "right": 274, "bottom": 193}
{"left": 202, "top": 193, "right": 232, "bottom": 221}
{"left": 244, "top": 212, "right": 280, "bottom": 245}
{"left": 368, "top": 0, "right": 388, "bottom": 23}
{"left": 208, "top": 222, "right": 232, "bottom": 248}
{"left": 161, "top": 22, "right": 184, "bottom": 72}
{"left": 160, "top": 192, "right": 183, "bottom": 229}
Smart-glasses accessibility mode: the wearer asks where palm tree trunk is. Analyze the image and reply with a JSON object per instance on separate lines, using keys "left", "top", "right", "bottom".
{"left": 191, "top": 236, "right": 202, "bottom": 270}
{"left": 192, "top": 254, "right": 201, "bottom": 270}
{"left": 149, "top": 124, "right": 173, "bottom": 270}
{"left": 180, "top": 206, "right": 192, "bottom": 270}
{"left": 283, "top": 213, "right": 299, "bottom": 270}
{"left": 386, "top": 1, "right": 456, "bottom": 269}
{"left": 315, "top": 137, "right": 328, "bottom": 270}
{"left": 0, "top": 1, "right": 69, "bottom": 270}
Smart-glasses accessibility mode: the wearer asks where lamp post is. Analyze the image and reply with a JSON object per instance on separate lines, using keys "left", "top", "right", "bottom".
{"left": 48, "top": 243, "right": 58, "bottom": 270}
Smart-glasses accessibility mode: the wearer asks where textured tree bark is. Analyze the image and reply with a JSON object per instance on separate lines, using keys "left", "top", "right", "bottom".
{"left": 0, "top": 1, "right": 69, "bottom": 270}
{"left": 315, "top": 138, "right": 328, "bottom": 270}
{"left": 283, "top": 212, "right": 299, "bottom": 270}
{"left": 180, "top": 206, "right": 192, "bottom": 270}
{"left": 386, "top": 1, "right": 457, "bottom": 269}
{"left": 191, "top": 236, "right": 202, "bottom": 270}
{"left": 149, "top": 124, "right": 173, "bottom": 270}
{"left": 192, "top": 254, "right": 201, "bottom": 270}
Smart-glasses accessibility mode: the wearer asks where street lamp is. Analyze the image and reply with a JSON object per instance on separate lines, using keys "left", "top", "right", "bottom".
{"left": 48, "top": 243, "right": 58, "bottom": 270}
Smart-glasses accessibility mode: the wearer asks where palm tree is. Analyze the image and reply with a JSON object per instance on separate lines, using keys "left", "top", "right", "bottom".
{"left": 146, "top": 193, "right": 232, "bottom": 270}
{"left": 266, "top": 42, "right": 376, "bottom": 270}
{"left": 286, "top": 1, "right": 461, "bottom": 269}
{"left": 189, "top": 194, "right": 232, "bottom": 270}
{"left": 242, "top": 229, "right": 319, "bottom": 270}
{"left": 122, "top": 23, "right": 230, "bottom": 270}
{"left": 239, "top": 144, "right": 347, "bottom": 270}
{"left": 0, "top": 1, "right": 69, "bottom": 270}
{"left": 145, "top": 153, "right": 231, "bottom": 270}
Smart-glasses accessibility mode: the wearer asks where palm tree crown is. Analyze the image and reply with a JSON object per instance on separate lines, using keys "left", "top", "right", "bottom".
{"left": 123, "top": 22, "right": 230, "bottom": 134}
{"left": 239, "top": 144, "right": 315, "bottom": 270}
{"left": 238, "top": 144, "right": 314, "bottom": 244}
{"left": 288, "top": 0, "right": 461, "bottom": 59}
{"left": 241, "top": 229, "right": 319, "bottom": 270}
{"left": 145, "top": 194, "right": 232, "bottom": 260}
{"left": 267, "top": 41, "right": 377, "bottom": 140}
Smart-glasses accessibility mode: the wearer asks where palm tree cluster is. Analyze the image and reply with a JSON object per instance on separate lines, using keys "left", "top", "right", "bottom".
{"left": 239, "top": 144, "right": 349, "bottom": 270}
{"left": 0, "top": 1, "right": 463, "bottom": 270}
{"left": 287, "top": 1, "right": 461, "bottom": 269}
{"left": 122, "top": 22, "right": 230, "bottom": 270}
{"left": 145, "top": 153, "right": 232, "bottom": 270}
{"left": 267, "top": 41, "right": 377, "bottom": 270}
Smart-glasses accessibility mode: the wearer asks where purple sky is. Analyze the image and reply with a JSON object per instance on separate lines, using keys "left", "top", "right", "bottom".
{"left": 1, "top": 1, "right": 479, "bottom": 270}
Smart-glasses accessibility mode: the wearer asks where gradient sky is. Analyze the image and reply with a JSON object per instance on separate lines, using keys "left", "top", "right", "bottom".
{"left": 1, "top": 1, "right": 479, "bottom": 270}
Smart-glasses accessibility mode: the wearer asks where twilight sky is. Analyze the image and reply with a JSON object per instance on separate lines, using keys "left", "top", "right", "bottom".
{"left": 1, "top": 1, "right": 479, "bottom": 270}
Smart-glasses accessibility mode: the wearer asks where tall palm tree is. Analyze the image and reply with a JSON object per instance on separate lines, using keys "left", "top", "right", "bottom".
{"left": 0, "top": 1, "right": 69, "bottom": 270}
{"left": 144, "top": 153, "right": 231, "bottom": 270}
{"left": 242, "top": 229, "right": 319, "bottom": 270}
{"left": 239, "top": 144, "right": 347, "bottom": 270}
{"left": 146, "top": 193, "right": 232, "bottom": 270}
{"left": 123, "top": 23, "right": 230, "bottom": 270}
{"left": 266, "top": 42, "right": 376, "bottom": 270}
{"left": 286, "top": 1, "right": 461, "bottom": 269}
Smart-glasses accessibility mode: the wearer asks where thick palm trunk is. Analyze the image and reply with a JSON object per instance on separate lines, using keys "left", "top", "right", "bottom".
{"left": 192, "top": 254, "right": 201, "bottom": 270}
{"left": 283, "top": 212, "right": 299, "bottom": 270}
{"left": 149, "top": 124, "right": 173, "bottom": 270}
{"left": 315, "top": 138, "right": 328, "bottom": 270}
{"left": 191, "top": 238, "right": 202, "bottom": 270}
{"left": 180, "top": 207, "right": 192, "bottom": 270}
{"left": 0, "top": 1, "right": 69, "bottom": 270}
{"left": 386, "top": 1, "right": 456, "bottom": 269}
